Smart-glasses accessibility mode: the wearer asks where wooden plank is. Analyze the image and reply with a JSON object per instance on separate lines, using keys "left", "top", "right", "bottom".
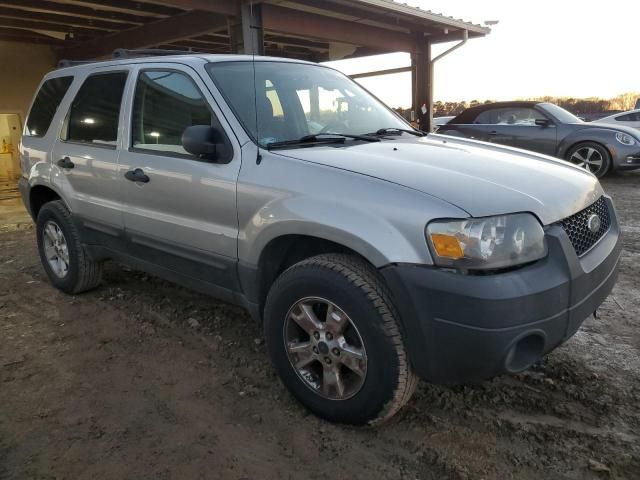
{"left": 59, "top": 10, "right": 228, "bottom": 59}
{"left": 264, "top": 34, "right": 329, "bottom": 50}
{"left": 0, "top": 17, "right": 106, "bottom": 36}
{"left": 0, "top": 6, "right": 135, "bottom": 31}
{"left": 65, "top": 0, "right": 183, "bottom": 17}
{"left": 1, "top": 0, "right": 151, "bottom": 25}
{"left": 261, "top": 4, "right": 414, "bottom": 53}
{"left": 0, "top": 26, "right": 65, "bottom": 45}
{"left": 133, "top": 0, "right": 237, "bottom": 16}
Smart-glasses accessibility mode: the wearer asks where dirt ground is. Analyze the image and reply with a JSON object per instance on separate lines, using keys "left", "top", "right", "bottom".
{"left": 1, "top": 173, "right": 639, "bottom": 480}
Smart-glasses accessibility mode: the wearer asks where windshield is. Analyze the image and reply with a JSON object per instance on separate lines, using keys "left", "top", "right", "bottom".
{"left": 541, "top": 103, "right": 583, "bottom": 124}
{"left": 206, "top": 61, "right": 410, "bottom": 147}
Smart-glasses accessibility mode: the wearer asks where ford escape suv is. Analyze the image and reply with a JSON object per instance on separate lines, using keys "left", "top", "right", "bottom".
{"left": 19, "top": 53, "right": 621, "bottom": 425}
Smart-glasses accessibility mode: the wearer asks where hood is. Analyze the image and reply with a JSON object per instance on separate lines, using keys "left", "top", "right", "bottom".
{"left": 273, "top": 135, "right": 604, "bottom": 225}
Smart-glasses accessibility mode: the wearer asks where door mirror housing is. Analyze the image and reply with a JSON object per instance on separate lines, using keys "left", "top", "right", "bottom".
{"left": 182, "top": 125, "right": 231, "bottom": 162}
{"left": 535, "top": 118, "right": 552, "bottom": 127}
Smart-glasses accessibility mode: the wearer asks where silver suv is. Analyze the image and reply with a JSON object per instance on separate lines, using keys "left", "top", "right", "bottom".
{"left": 19, "top": 53, "right": 622, "bottom": 425}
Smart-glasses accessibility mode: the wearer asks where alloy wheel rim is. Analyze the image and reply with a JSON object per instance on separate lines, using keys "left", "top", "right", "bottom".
{"left": 43, "top": 220, "right": 69, "bottom": 278}
{"left": 283, "top": 297, "right": 367, "bottom": 400}
{"left": 569, "top": 147, "right": 604, "bottom": 174}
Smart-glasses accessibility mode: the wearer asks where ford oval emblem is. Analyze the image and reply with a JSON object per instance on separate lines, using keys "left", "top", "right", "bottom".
{"left": 587, "top": 214, "right": 601, "bottom": 233}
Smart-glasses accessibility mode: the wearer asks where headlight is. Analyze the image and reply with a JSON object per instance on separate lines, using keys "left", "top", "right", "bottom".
{"left": 426, "top": 213, "right": 547, "bottom": 270}
{"left": 615, "top": 132, "right": 636, "bottom": 146}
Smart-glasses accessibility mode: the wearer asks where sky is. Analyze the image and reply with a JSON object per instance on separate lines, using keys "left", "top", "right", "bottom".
{"left": 324, "top": 0, "right": 640, "bottom": 108}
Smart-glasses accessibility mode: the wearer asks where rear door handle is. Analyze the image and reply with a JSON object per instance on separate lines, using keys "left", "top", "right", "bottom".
{"left": 488, "top": 131, "right": 498, "bottom": 136}
{"left": 57, "top": 156, "right": 74, "bottom": 169}
{"left": 124, "top": 168, "right": 150, "bottom": 183}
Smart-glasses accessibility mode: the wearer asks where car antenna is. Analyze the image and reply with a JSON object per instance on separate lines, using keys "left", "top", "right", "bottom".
{"left": 249, "top": 1, "right": 262, "bottom": 165}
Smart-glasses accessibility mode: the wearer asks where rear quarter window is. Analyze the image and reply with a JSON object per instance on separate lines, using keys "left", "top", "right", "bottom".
{"left": 616, "top": 113, "right": 640, "bottom": 122}
{"left": 25, "top": 76, "right": 73, "bottom": 137}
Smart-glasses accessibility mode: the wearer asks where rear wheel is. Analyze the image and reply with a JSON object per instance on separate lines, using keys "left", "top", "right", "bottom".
{"left": 36, "top": 200, "right": 103, "bottom": 294}
{"left": 566, "top": 142, "right": 611, "bottom": 178}
{"left": 264, "top": 254, "right": 417, "bottom": 425}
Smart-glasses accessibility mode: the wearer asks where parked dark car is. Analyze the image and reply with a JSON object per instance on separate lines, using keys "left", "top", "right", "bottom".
{"left": 438, "top": 101, "right": 640, "bottom": 177}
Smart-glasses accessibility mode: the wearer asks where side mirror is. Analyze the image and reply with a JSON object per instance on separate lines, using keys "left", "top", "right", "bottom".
{"left": 535, "top": 118, "right": 551, "bottom": 127}
{"left": 181, "top": 125, "right": 230, "bottom": 162}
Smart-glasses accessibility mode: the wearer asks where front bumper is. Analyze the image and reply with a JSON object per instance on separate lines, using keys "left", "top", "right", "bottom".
{"left": 381, "top": 196, "right": 622, "bottom": 384}
{"left": 611, "top": 144, "right": 640, "bottom": 170}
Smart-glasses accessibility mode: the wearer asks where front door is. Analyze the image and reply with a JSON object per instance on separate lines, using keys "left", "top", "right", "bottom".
{"left": 118, "top": 64, "right": 241, "bottom": 292}
{"left": 51, "top": 68, "right": 129, "bottom": 233}
{"left": 484, "top": 106, "right": 557, "bottom": 155}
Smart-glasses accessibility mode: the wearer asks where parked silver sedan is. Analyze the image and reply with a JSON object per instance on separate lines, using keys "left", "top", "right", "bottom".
{"left": 438, "top": 101, "right": 640, "bottom": 177}
{"left": 592, "top": 109, "right": 640, "bottom": 131}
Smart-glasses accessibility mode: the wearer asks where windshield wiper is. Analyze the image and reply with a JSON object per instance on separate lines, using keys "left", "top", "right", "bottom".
{"left": 266, "top": 133, "right": 380, "bottom": 150}
{"left": 370, "top": 127, "right": 427, "bottom": 137}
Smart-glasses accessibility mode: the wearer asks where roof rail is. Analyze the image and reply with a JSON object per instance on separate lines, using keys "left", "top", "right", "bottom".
{"left": 57, "top": 48, "right": 200, "bottom": 69}
{"left": 57, "top": 59, "right": 96, "bottom": 69}
{"left": 112, "top": 48, "right": 197, "bottom": 58}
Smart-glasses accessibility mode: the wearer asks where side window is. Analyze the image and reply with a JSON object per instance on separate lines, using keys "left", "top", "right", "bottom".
{"left": 616, "top": 113, "right": 640, "bottom": 122}
{"left": 132, "top": 70, "right": 216, "bottom": 157}
{"left": 25, "top": 76, "right": 73, "bottom": 137}
{"left": 475, "top": 107, "right": 545, "bottom": 125}
{"left": 474, "top": 109, "right": 499, "bottom": 124}
{"left": 64, "top": 72, "right": 127, "bottom": 146}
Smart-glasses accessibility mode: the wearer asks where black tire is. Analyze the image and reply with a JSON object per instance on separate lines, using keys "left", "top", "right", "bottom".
{"left": 36, "top": 200, "right": 103, "bottom": 294}
{"left": 566, "top": 142, "right": 612, "bottom": 178}
{"left": 264, "top": 254, "right": 417, "bottom": 425}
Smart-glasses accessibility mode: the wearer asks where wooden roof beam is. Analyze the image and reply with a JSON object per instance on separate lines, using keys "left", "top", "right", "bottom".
{"left": 132, "top": 0, "right": 237, "bottom": 16}
{"left": 59, "top": 10, "right": 229, "bottom": 60}
{"left": 1, "top": 0, "right": 151, "bottom": 25}
{"left": 261, "top": 4, "right": 414, "bottom": 53}
{"left": 0, "top": 26, "right": 65, "bottom": 45}
{"left": 0, "top": 6, "right": 135, "bottom": 31}
{"left": 0, "top": 17, "right": 106, "bottom": 36}
{"left": 67, "top": 0, "right": 183, "bottom": 17}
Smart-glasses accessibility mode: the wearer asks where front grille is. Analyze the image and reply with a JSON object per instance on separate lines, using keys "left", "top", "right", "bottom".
{"left": 557, "top": 196, "right": 611, "bottom": 256}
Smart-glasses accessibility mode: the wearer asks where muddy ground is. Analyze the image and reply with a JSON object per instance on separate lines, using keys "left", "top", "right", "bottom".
{"left": 1, "top": 173, "right": 639, "bottom": 480}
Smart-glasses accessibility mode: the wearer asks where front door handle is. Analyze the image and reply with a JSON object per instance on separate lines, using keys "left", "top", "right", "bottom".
{"left": 57, "top": 157, "right": 74, "bottom": 169}
{"left": 488, "top": 131, "right": 498, "bottom": 136}
{"left": 124, "top": 168, "right": 150, "bottom": 183}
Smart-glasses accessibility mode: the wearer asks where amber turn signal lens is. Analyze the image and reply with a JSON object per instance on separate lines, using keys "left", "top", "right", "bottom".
{"left": 430, "top": 234, "right": 464, "bottom": 259}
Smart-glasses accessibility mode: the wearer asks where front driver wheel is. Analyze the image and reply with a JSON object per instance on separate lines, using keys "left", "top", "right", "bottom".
{"left": 264, "top": 254, "right": 417, "bottom": 425}
{"left": 567, "top": 142, "right": 611, "bottom": 178}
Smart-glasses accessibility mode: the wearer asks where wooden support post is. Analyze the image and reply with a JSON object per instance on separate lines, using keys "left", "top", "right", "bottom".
{"left": 411, "top": 33, "right": 432, "bottom": 132}
{"left": 231, "top": 1, "right": 263, "bottom": 54}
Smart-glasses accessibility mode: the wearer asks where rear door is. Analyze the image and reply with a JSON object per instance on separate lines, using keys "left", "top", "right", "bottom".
{"left": 118, "top": 63, "right": 241, "bottom": 292}
{"left": 51, "top": 67, "right": 129, "bottom": 234}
